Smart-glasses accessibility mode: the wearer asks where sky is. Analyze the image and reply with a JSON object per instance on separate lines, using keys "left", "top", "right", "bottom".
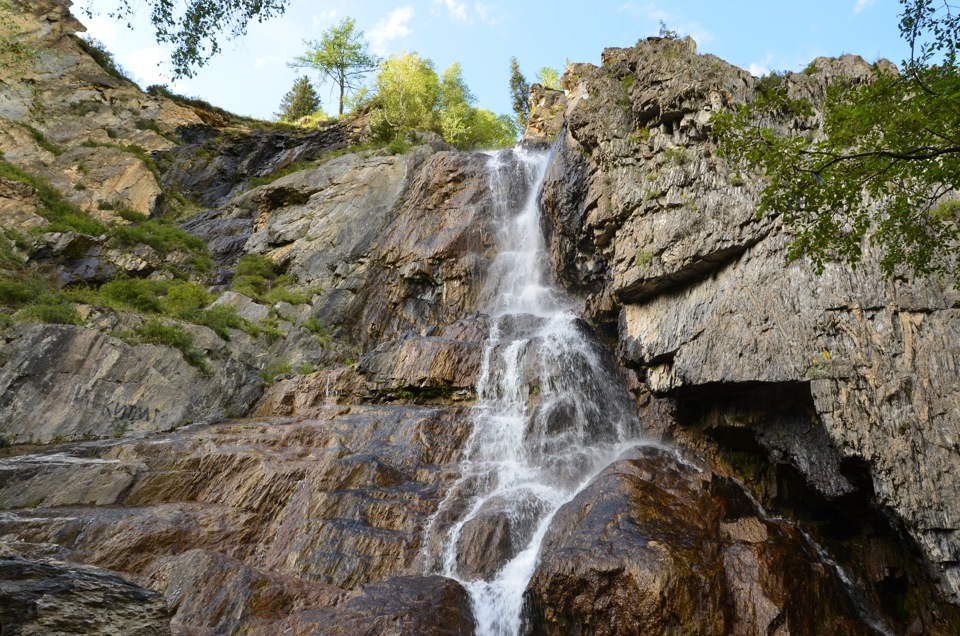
{"left": 78, "top": 1, "right": 909, "bottom": 122}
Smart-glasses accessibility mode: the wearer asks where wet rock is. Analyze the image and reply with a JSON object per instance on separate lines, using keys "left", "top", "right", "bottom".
{"left": 0, "top": 555, "right": 170, "bottom": 636}
{"left": 0, "top": 406, "right": 471, "bottom": 633}
{"left": 271, "top": 575, "right": 476, "bottom": 636}
{"left": 522, "top": 446, "right": 877, "bottom": 635}
{"left": 546, "top": 35, "right": 960, "bottom": 612}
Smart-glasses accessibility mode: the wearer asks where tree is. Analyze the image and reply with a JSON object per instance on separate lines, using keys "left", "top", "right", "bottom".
{"left": 535, "top": 66, "right": 561, "bottom": 90}
{"left": 80, "top": 0, "right": 289, "bottom": 79}
{"left": 290, "top": 17, "right": 379, "bottom": 116}
{"left": 438, "top": 63, "right": 517, "bottom": 150}
{"left": 509, "top": 57, "right": 530, "bottom": 129}
{"left": 277, "top": 76, "right": 320, "bottom": 122}
{"left": 714, "top": 0, "right": 960, "bottom": 279}
{"left": 371, "top": 52, "right": 441, "bottom": 142}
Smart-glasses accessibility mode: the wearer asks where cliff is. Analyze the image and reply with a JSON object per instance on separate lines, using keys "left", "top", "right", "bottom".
{"left": 0, "top": 3, "right": 958, "bottom": 634}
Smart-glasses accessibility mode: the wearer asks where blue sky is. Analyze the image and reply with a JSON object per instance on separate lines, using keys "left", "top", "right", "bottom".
{"left": 80, "top": 1, "right": 908, "bottom": 121}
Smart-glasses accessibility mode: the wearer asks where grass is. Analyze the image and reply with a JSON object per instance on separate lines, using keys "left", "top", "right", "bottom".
{"left": 109, "top": 218, "right": 212, "bottom": 272}
{"left": 231, "top": 254, "right": 320, "bottom": 305}
{"left": 73, "top": 36, "right": 132, "bottom": 84}
{"left": 118, "top": 317, "right": 209, "bottom": 372}
{"left": 20, "top": 123, "right": 63, "bottom": 156}
{"left": 0, "top": 159, "right": 109, "bottom": 235}
{"left": 246, "top": 159, "right": 317, "bottom": 189}
{"left": 260, "top": 360, "right": 293, "bottom": 384}
{"left": 81, "top": 139, "right": 161, "bottom": 182}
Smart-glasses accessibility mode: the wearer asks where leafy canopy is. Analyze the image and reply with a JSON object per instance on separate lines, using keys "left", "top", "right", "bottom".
{"left": 714, "top": 0, "right": 960, "bottom": 279}
{"left": 290, "top": 17, "right": 379, "bottom": 116}
{"left": 81, "top": 0, "right": 290, "bottom": 79}
{"left": 370, "top": 52, "right": 516, "bottom": 150}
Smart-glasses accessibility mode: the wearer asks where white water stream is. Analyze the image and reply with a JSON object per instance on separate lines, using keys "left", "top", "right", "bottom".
{"left": 424, "top": 147, "right": 642, "bottom": 635}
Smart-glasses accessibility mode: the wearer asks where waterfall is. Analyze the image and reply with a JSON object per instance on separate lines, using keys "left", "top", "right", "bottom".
{"left": 424, "top": 147, "right": 641, "bottom": 635}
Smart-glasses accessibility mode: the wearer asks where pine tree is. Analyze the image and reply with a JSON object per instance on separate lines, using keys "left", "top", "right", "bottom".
{"left": 509, "top": 57, "right": 530, "bottom": 130}
{"left": 276, "top": 76, "right": 320, "bottom": 122}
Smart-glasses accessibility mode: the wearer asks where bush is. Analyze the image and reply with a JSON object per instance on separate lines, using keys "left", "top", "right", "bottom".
{"left": 14, "top": 301, "right": 83, "bottom": 325}
{"left": 197, "top": 305, "right": 244, "bottom": 340}
{"left": 98, "top": 277, "right": 167, "bottom": 313}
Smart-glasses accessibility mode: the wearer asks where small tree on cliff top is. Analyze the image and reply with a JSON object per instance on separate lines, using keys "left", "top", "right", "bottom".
{"left": 509, "top": 57, "right": 530, "bottom": 129}
{"left": 291, "top": 17, "right": 379, "bottom": 116}
{"left": 277, "top": 76, "right": 320, "bottom": 122}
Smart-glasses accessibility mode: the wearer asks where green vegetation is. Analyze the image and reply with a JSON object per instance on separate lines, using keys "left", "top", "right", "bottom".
{"left": 0, "top": 160, "right": 108, "bottom": 235}
{"left": 0, "top": 1, "right": 38, "bottom": 73}
{"left": 231, "top": 254, "right": 319, "bottom": 305}
{"left": 290, "top": 17, "right": 379, "bottom": 116}
{"left": 535, "top": 66, "right": 561, "bottom": 90}
{"left": 509, "top": 57, "right": 531, "bottom": 129}
{"left": 120, "top": 318, "right": 208, "bottom": 371}
{"left": 370, "top": 52, "right": 517, "bottom": 150}
{"left": 276, "top": 76, "right": 321, "bottom": 122}
{"left": 260, "top": 359, "right": 293, "bottom": 384}
{"left": 20, "top": 123, "right": 64, "bottom": 156}
{"left": 85, "top": 0, "right": 290, "bottom": 79}
{"left": 73, "top": 36, "right": 131, "bottom": 83}
{"left": 714, "top": 0, "right": 960, "bottom": 279}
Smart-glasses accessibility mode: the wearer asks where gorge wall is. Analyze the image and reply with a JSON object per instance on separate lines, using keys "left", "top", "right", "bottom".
{"left": 0, "top": 2, "right": 958, "bottom": 634}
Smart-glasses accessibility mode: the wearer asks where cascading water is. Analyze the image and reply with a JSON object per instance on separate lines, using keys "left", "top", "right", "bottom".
{"left": 423, "top": 147, "right": 642, "bottom": 635}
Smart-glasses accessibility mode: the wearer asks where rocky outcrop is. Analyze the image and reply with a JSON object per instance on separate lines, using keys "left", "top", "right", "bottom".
{"left": 0, "top": 406, "right": 472, "bottom": 634}
{"left": 0, "top": 555, "right": 171, "bottom": 636}
{"left": 0, "top": 322, "right": 262, "bottom": 444}
{"left": 541, "top": 35, "right": 960, "bottom": 619}
{"left": 522, "top": 446, "right": 880, "bottom": 635}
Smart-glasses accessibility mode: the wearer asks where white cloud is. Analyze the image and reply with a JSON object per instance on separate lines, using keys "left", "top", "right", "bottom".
{"left": 312, "top": 10, "right": 337, "bottom": 29}
{"left": 434, "top": 0, "right": 471, "bottom": 23}
{"left": 80, "top": 14, "right": 120, "bottom": 48}
{"left": 748, "top": 62, "right": 769, "bottom": 76}
{"left": 370, "top": 7, "right": 414, "bottom": 55}
{"left": 124, "top": 46, "right": 169, "bottom": 86}
{"left": 854, "top": 0, "right": 874, "bottom": 14}
{"left": 474, "top": 2, "right": 500, "bottom": 25}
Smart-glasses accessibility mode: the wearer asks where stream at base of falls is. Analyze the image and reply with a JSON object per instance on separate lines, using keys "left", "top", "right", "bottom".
{"left": 422, "top": 146, "right": 644, "bottom": 635}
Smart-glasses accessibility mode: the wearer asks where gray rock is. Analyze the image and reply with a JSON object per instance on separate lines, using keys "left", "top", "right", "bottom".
{"left": 0, "top": 323, "right": 262, "bottom": 444}
{"left": 0, "top": 555, "right": 170, "bottom": 636}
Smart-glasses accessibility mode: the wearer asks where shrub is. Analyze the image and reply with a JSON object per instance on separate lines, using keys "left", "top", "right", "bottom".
{"left": 15, "top": 301, "right": 83, "bottom": 325}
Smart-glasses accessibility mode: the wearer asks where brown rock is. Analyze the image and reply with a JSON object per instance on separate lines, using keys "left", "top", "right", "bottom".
{"left": 522, "top": 446, "right": 876, "bottom": 635}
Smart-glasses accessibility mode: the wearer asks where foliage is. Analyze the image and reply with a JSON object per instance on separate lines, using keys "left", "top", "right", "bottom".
{"left": 230, "top": 253, "right": 319, "bottom": 305}
{"left": 277, "top": 76, "right": 321, "bottom": 122}
{"left": 535, "top": 66, "right": 561, "bottom": 90}
{"left": 126, "top": 317, "right": 208, "bottom": 371}
{"left": 245, "top": 159, "right": 316, "bottom": 189}
{"left": 372, "top": 52, "right": 442, "bottom": 142}
{"left": 110, "top": 218, "right": 212, "bottom": 272}
{"left": 713, "top": 0, "right": 960, "bottom": 279}
{"left": 371, "top": 54, "right": 515, "bottom": 149}
{"left": 0, "top": 1, "right": 37, "bottom": 72}
{"left": 83, "top": 0, "right": 289, "bottom": 79}
{"left": 509, "top": 57, "right": 530, "bottom": 129}
{"left": 73, "top": 36, "right": 131, "bottom": 83}
{"left": 20, "top": 123, "right": 63, "bottom": 156}
{"left": 290, "top": 17, "right": 379, "bottom": 116}
{"left": 0, "top": 160, "right": 109, "bottom": 235}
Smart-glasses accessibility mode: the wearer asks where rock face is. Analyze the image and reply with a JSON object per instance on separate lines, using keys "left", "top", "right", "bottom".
{"left": 0, "top": 406, "right": 473, "bottom": 634}
{"left": 541, "top": 35, "right": 960, "bottom": 618}
{"left": 0, "top": 323, "right": 262, "bottom": 444}
{"left": 0, "top": 555, "right": 171, "bottom": 636}
{"left": 522, "top": 446, "right": 876, "bottom": 635}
